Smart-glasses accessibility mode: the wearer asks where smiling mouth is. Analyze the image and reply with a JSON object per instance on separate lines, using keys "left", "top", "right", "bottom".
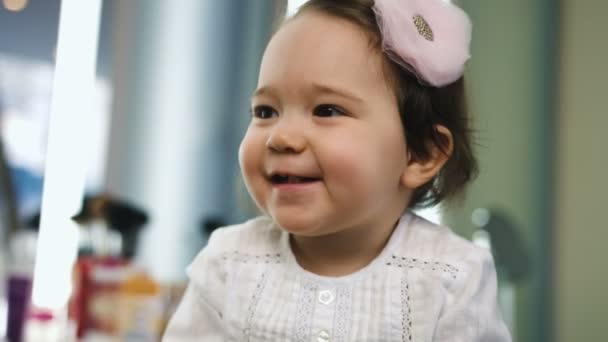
{"left": 269, "top": 174, "right": 321, "bottom": 185}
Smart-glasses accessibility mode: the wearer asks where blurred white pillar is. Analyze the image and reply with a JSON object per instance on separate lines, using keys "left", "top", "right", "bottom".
{"left": 106, "top": 0, "right": 284, "bottom": 282}
{"left": 33, "top": 0, "right": 102, "bottom": 309}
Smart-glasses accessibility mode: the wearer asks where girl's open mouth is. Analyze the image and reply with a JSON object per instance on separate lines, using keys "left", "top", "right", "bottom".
{"left": 269, "top": 174, "right": 321, "bottom": 185}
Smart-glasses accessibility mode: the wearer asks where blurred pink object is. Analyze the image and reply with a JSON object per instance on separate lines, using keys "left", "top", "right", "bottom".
{"left": 372, "top": 0, "right": 472, "bottom": 87}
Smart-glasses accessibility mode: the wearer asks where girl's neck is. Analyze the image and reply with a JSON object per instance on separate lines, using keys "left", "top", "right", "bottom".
{"left": 289, "top": 217, "right": 400, "bottom": 277}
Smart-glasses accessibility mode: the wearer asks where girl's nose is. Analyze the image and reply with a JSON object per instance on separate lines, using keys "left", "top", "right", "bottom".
{"left": 265, "top": 122, "right": 306, "bottom": 153}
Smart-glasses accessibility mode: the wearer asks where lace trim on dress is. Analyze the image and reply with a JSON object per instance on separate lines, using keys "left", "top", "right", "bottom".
{"left": 333, "top": 285, "right": 353, "bottom": 342}
{"left": 243, "top": 271, "right": 269, "bottom": 341}
{"left": 386, "top": 254, "right": 460, "bottom": 279}
{"left": 388, "top": 254, "right": 461, "bottom": 341}
{"left": 400, "top": 272, "right": 413, "bottom": 341}
{"left": 219, "top": 252, "right": 281, "bottom": 340}
{"left": 293, "top": 280, "right": 317, "bottom": 342}
{"left": 220, "top": 251, "right": 284, "bottom": 264}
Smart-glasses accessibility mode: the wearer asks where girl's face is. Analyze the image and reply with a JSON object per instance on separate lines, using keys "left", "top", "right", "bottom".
{"left": 239, "top": 12, "right": 412, "bottom": 237}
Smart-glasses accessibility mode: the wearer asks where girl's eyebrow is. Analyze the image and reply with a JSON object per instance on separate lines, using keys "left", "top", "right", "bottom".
{"left": 252, "top": 86, "right": 276, "bottom": 99}
{"left": 252, "top": 84, "right": 363, "bottom": 104}
{"left": 310, "top": 83, "right": 364, "bottom": 104}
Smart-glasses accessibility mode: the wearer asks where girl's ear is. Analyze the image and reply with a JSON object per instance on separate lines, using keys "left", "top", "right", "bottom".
{"left": 401, "top": 125, "right": 453, "bottom": 189}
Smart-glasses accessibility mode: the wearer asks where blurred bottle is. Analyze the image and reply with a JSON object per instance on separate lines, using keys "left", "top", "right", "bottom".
{"left": 22, "top": 308, "right": 75, "bottom": 342}
{"left": 68, "top": 218, "right": 125, "bottom": 340}
{"left": 115, "top": 269, "right": 163, "bottom": 341}
{"left": 5, "top": 222, "right": 37, "bottom": 342}
{"left": 68, "top": 193, "right": 156, "bottom": 340}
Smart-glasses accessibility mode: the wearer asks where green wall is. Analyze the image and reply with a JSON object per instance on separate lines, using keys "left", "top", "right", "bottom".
{"left": 554, "top": 1, "right": 607, "bottom": 340}
{"left": 444, "top": 1, "right": 555, "bottom": 341}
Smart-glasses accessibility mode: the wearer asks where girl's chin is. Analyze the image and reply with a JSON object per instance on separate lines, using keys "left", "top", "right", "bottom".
{"left": 271, "top": 215, "right": 324, "bottom": 237}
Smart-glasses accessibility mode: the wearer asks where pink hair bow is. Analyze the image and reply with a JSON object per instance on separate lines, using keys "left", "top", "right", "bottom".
{"left": 372, "top": 0, "right": 472, "bottom": 87}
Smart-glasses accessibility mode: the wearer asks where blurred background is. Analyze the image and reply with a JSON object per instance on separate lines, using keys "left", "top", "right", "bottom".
{"left": 0, "top": 0, "right": 605, "bottom": 341}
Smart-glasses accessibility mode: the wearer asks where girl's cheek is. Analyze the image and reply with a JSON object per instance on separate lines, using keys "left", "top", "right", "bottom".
{"left": 239, "top": 131, "right": 263, "bottom": 176}
{"left": 322, "top": 141, "right": 369, "bottom": 183}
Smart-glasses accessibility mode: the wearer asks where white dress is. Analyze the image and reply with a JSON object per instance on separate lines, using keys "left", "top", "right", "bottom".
{"left": 163, "top": 212, "right": 511, "bottom": 342}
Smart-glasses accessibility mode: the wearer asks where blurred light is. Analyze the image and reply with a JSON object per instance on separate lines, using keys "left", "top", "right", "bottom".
{"left": 472, "top": 229, "right": 491, "bottom": 250}
{"left": 32, "top": 0, "right": 102, "bottom": 310}
{"left": 288, "top": 0, "right": 308, "bottom": 16}
{"left": 3, "top": 0, "right": 28, "bottom": 12}
{"left": 471, "top": 207, "right": 490, "bottom": 228}
{"left": 414, "top": 205, "right": 442, "bottom": 225}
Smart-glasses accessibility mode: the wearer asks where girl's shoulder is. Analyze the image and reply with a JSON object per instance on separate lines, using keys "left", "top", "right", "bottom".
{"left": 407, "top": 214, "right": 487, "bottom": 257}
{"left": 397, "top": 213, "right": 496, "bottom": 283}
{"left": 186, "top": 216, "right": 282, "bottom": 279}
{"left": 204, "top": 215, "right": 281, "bottom": 254}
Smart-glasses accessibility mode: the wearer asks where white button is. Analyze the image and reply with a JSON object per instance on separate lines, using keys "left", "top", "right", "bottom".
{"left": 317, "top": 330, "right": 331, "bottom": 342}
{"left": 318, "top": 290, "right": 335, "bottom": 305}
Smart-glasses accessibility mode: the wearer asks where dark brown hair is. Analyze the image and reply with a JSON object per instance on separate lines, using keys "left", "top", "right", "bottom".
{"left": 295, "top": 0, "right": 478, "bottom": 208}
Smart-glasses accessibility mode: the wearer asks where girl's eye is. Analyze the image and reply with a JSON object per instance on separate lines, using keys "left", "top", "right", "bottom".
{"left": 313, "top": 104, "right": 345, "bottom": 117}
{"left": 252, "top": 105, "right": 278, "bottom": 119}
